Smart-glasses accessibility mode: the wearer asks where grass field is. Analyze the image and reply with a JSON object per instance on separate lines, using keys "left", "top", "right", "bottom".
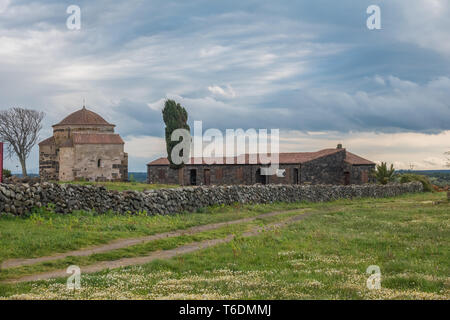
{"left": 0, "top": 202, "right": 302, "bottom": 264}
{"left": 0, "top": 192, "right": 448, "bottom": 299}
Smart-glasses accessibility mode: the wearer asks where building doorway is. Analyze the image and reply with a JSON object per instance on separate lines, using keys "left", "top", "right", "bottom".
{"left": 361, "top": 170, "right": 368, "bottom": 183}
{"left": 344, "top": 171, "right": 350, "bottom": 185}
{"left": 255, "top": 168, "right": 267, "bottom": 185}
{"left": 204, "top": 169, "right": 211, "bottom": 185}
{"left": 293, "top": 168, "right": 299, "bottom": 184}
{"left": 190, "top": 169, "right": 197, "bottom": 186}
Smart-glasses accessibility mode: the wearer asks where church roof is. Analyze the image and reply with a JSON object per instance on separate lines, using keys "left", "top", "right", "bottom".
{"left": 53, "top": 107, "right": 114, "bottom": 127}
{"left": 344, "top": 151, "right": 375, "bottom": 165}
{"left": 38, "top": 136, "right": 55, "bottom": 146}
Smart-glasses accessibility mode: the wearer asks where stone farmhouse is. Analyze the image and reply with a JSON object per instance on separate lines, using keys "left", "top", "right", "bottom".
{"left": 147, "top": 145, "right": 375, "bottom": 186}
{"left": 39, "top": 106, "right": 128, "bottom": 182}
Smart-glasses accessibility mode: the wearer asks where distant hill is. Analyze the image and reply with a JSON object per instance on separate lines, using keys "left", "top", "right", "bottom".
{"left": 397, "top": 170, "right": 450, "bottom": 174}
{"left": 397, "top": 170, "right": 450, "bottom": 187}
{"left": 128, "top": 172, "right": 147, "bottom": 182}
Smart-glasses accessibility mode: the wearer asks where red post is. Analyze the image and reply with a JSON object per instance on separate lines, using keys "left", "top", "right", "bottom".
{"left": 0, "top": 142, "right": 3, "bottom": 183}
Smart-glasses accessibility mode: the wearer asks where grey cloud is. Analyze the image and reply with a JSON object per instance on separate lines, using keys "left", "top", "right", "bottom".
{"left": 1, "top": 0, "right": 449, "bottom": 172}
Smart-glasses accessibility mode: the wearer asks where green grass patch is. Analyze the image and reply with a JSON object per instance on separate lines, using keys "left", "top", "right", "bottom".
{"left": 0, "top": 201, "right": 307, "bottom": 263}
{"left": 0, "top": 192, "right": 448, "bottom": 299}
{"left": 0, "top": 210, "right": 303, "bottom": 281}
{"left": 399, "top": 174, "right": 434, "bottom": 192}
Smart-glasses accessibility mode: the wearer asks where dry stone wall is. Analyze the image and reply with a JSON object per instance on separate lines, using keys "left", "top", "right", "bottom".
{"left": 0, "top": 182, "right": 423, "bottom": 216}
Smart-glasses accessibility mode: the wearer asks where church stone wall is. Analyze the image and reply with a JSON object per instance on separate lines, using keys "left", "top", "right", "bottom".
{"left": 53, "top": 125, "right": 115, "bottom": 145}
{"left": 68, "top": 144, "right": 127, "bottom": 182}
{"left": 39, "top": 144, "right": 58, "bottom": 181}
{"left": 59, "top": 146, "right": 75, "bottom": 181}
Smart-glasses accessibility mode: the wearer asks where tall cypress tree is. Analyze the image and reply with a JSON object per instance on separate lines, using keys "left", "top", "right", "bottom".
{"left": 162, "top": 99, "right": 190, "bottom": 169}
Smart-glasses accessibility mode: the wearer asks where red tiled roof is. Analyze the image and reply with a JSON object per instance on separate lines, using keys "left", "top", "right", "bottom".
{"left": 38, "top": 136, "right": 55, "bottom": 146}
{"left": 53, "top": 107, "right": 114, "bottom": 126}
{"left": 277, "top": 149, "right": 343, "bottom": 163}
{"left": 344, "top": 151, "right": 375, "bottom": 165}
{"left": 147, "top": 156, "right": 234, "bottom": 165}
{"left": 72, "top": 133, "right": 124, "bottom": 145}
{"left": 147, "top": 148, "right": 347, "bottom": 166}
{"left": 148, "top": 157, "right": 172, "bottom": 165}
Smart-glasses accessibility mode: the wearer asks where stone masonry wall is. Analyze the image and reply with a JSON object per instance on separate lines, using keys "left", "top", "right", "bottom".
{"left": 0, "top": 182, "right": 423, "bottom": 216}
{"left": 147, "top": 149, "right": 374, "bottom": 186}
{"left": 39, "top": 144, "right": 58, "bottom": 181}
{"left": 344, "top": 163, "right": 376, "bottom": 185}
{"left": 300, "top": 149, "right": 346, "bottom": 184}
{"left": 70, "top": 144, "right": 127, "bottom": 182}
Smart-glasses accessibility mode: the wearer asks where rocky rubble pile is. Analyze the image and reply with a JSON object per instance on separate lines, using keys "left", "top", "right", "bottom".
{"left": 0, "top": 182, "right": 423, "bottom": 216}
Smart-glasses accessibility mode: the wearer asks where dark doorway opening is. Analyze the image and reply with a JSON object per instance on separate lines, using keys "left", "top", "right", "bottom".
{"left": 204, "top": 169, "right": 211, "bottom": 185}
{"left": 361, "top": 170, "right": 368, "bottom": 183}
{"left": 344, "top": 171, "right": 350, "bottom": 185}
{"left": 190, "top": 169, "right": 197, "bottom": 186}
{"left": 255, "top": 168, "right": 267, "bottom": 185}
{"left": 293, "top": 168, "right": 299, "bottom": 184}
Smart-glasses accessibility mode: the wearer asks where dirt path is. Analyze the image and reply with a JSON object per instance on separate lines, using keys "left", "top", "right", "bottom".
{"left": 1, "top": 208, "right": 308, "bottom": 270}
{"left": 3, "top": 211, "right": 313, "bottom": 284}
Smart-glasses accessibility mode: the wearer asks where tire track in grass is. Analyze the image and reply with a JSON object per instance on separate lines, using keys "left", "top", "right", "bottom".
{"left": 3, "top": 211, "right": 314, "bottom": 284}
{"left": 1, "top": 209, "right": 308, "bottom": 270}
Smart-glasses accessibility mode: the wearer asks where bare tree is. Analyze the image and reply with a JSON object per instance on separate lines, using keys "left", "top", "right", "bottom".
{"left": 0, "top": 108, "right": 44, "bottom": 176}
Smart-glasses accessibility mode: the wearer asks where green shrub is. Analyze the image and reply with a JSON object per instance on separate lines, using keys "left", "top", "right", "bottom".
{"left": 399, "top": 173, "right": 433, "bottom": 192}
{"left": 373, "top": 162, "right": 395, "bottom": 185}
{"left": 2, "top": 168, "right": 12, "bottom": 178}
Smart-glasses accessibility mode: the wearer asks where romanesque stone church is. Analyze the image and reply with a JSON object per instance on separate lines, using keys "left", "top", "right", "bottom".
{"left": 39, "top": 106, "right": 128, "bottom": 182}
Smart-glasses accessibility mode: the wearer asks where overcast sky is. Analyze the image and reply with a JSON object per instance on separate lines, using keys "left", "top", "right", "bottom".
{"left": 1, "top": 0, "right": 449, "bottom": 172}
